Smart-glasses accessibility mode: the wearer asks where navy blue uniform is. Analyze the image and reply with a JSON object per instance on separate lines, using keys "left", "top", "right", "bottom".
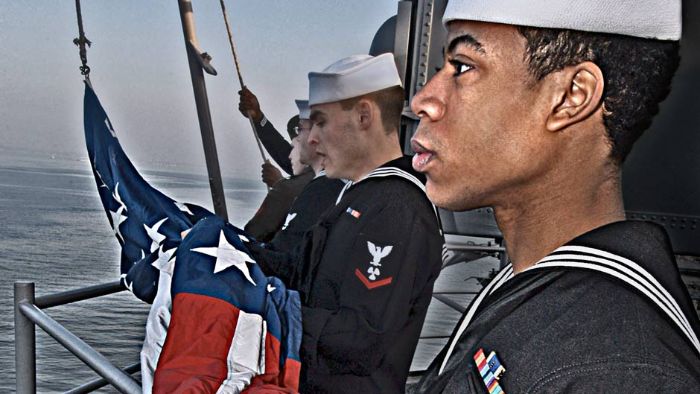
{"left": 244, "top": 169, "right": 314, "bottom": 242}
{"left": 291, "top": 156, "right": 444, "bottom": 393}
{"left": 255, "top": 116, "right": 293, "bottom": 175}
{"left": 268, "top": 173, "right": 345, "bottom": 254}
{"left": 248, "top": 173, "right": 346, "bottom": 279}
{"left": 412, "top": 221, "right": 700, "bottom": 393}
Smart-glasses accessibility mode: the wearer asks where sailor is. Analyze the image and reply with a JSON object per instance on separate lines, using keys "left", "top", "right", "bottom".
{"left": 243, "top": 111, "right": 314, "bottom": 242}
{"left": 239, "top": 87, "right": 297, "bottom": 179}
{"left": 247, "top": 99, "right": 346, "bottom": 268}
{"left": 280, "top": 53, "right": 444, "bottom": 392}
{"left": 409, "top": 0, "right": 700, "bottom": 392}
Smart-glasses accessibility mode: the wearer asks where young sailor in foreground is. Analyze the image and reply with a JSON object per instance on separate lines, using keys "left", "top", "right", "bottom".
{"left": 409, "top": 0, "right": 700, "bottom": 392}
{"left": 261, "top": 53, "right": 444, "bottom": 392}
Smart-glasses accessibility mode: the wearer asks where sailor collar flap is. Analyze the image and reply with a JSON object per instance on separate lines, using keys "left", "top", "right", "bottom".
{"left": 334, "top": 156, "right": 428, "bottom": 205}
{"left": 438, "top": 221, "right": 700, "bottom": 375}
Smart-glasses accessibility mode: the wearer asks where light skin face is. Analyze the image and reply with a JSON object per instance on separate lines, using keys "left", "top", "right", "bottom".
{"left": 296, "top": 119, "right": 314, "bottom": 166}
{"left": 411, "top": 20, "right": 622, "bottom": 270}
{"left": 288, "top": 137, "right": 307, "bottom": 176}
{"left": 308, "top": 101, "right": 368, "bottom": 180}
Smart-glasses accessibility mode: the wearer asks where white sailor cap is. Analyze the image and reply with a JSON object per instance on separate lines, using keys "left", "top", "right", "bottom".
{"left": 443, "top": 0, "right": 681, "bottom": 40}
{"left": 308, "top": 53, "right": 403, "bottom": 106}
{"left": 295, "top": 99, "right": 310, "bottom": 120}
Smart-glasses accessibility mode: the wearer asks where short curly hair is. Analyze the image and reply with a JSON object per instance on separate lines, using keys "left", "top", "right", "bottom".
{"left": 517, "top": 27, "right": 680, "bottom": 163}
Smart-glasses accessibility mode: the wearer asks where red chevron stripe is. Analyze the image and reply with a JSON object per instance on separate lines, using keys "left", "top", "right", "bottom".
{"left": 354, "top": 269, "right": 393, "bottom": 289}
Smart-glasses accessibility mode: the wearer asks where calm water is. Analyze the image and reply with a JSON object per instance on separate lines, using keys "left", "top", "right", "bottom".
{"left": 0, "top": 150, "right": 267, "bottom": 392}
{"left": 0, "top": 149, "right": 499, "bottom": 392}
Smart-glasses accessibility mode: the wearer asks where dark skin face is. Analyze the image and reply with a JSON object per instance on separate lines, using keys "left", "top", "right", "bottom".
{"left": 412, "top": 20, "right": 621, "bottom": 270}
{"left": 411, "top": 21, "right": 561, "bottom": 211}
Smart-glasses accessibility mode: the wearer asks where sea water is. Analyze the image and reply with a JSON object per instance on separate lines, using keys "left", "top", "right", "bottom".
{"left": 0, "top": 150, "right": 266, "bottom": 392}
{"left": 0, "top": 150, "right": 498, "bottom": 392}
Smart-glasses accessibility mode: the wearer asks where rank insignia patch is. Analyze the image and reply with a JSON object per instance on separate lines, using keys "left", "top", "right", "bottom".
{"left": 473, "top": 348, "right": 506, "bottom": 394}
{"left": 354, "top": 241, "right": 394, "bottom": 289}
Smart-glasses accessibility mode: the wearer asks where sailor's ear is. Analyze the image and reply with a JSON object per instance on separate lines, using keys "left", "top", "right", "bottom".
{"left": 355, "top": 99, "right": 374, "bottom": 130}
{"left": 546, "top": 62, "right": 604, "bottom": 132}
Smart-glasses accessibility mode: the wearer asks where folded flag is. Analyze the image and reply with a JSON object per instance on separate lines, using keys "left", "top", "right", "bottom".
{"left": 153, "top": 216, "right": 301, "bottom": 393}
{"left": 82, "top": 83, "right": 301, "bottom": 393}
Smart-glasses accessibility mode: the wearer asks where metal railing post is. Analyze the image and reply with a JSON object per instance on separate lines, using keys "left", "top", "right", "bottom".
{"left": 18, "top": 302, "right": 141, "bottom": 394}
{"left": 15, "top": 281, "right": 36, "bottom": 394}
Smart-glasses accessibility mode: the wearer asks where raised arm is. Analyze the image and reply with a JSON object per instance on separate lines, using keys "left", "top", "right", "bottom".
{"left": 238, "top": 87, "right": 293, "bottom": 174}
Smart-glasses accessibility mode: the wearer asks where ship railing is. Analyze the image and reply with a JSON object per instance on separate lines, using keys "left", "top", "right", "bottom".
{"left": 14, "top": 280, "right": 142, "bottom": 394}
{"left": 407, "top": 234, "right": 507, "bottom": 379}
{"left": 13, "top": 237, "right": 507, "bottom": 391}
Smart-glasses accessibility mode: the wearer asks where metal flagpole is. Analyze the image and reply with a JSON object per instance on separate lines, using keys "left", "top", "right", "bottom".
{"left": 218, "top": 0, "right": 269, "bottom": 164}
{"left": 177, "top": 0, "right": 229, "bottom": 220}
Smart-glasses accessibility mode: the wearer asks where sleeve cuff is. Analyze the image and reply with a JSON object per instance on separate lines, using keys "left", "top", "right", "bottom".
{"left": 259, "top": 116, "right": 268, "bottom": 128}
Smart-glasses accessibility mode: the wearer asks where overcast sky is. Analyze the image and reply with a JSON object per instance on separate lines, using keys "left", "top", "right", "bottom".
{"left": 0, "top": 1, "right": 397, "bottom": 179}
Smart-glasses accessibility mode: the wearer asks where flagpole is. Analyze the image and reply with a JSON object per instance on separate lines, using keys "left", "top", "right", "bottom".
{"left": 218, "top": 0, "right": 269, "bottom": 164}
{"left": 177, "top": 0, "right": 229, "bottom": 220}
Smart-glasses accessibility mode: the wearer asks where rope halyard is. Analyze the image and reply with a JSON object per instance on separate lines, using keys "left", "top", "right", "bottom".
{"left": 218, "top": 0, "right": 269, "bottom": 165}
{"left": 73, "top": 0, "right": 91, "bottom": 79}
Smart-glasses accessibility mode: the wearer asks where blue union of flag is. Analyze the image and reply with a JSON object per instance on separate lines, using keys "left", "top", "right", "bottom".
{"left": 83, "top": 81, "right": 213, "bottom": 302}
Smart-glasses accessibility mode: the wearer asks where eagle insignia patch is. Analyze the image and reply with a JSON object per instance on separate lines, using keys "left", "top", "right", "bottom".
{"left": 355, "top": 241, "right": 394, "bottom": 289}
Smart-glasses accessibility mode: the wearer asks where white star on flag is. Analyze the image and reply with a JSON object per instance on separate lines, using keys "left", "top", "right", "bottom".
{"left": 144, "top": 217, "right": 168, "bottom": 252}
{"left": 120, "top": 273, "right": 134, "bottom": 293}
{"left": 105, "top": 117, "right": 117, "bottom": 138}
{"left": 94, "top": 169, "right": 109, "bottom": 189}
{"left": 112, "top": 183, "right": 127, "bottom": 208}
{"left": 192, "top": 230, "right": 257, "bottom": 285}
{"left": 109, "top": 206, "right": 127, "bottom": 242}
{"left": 175, "top": 201, "right": 193, "bottom": 216}
{"left": 152, "top": 245, "right": 177, "bottom": 275}
{"left": 266, "top": 284, "right": 276, "bottom": 293}
{"left": 109, "top": 183, "right": 128, "bottom": 241}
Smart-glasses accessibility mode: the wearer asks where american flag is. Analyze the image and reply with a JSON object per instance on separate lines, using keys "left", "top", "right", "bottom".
{"left": 83, "top": 83, "right": 301, "bottom": 392}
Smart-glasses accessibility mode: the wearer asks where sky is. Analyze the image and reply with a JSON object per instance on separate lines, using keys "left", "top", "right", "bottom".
{"left": 0, "top": 0, "right": 398, "bottom": 179}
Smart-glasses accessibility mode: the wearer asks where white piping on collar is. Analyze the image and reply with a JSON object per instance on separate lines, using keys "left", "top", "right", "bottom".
{"left": 438, "top": 264, "right": 514, "bottom": 375}
{"left": 438, "top": 245, "right": 700, "bottom": 375}
{"left": 335, "top": 167, "right": 424, "bottom": 203}
{"left": 535, "top": 246, "right": 700, "bottom": 354}
{"left": 333, "top": 166, "right": 440, "bottom": 230}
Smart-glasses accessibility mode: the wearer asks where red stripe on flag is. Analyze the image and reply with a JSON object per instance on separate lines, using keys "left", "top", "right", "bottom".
{"left": 243, "top": 358, "right": 301, "bottom": 393}
{"left": 153, "top": 293, "right": 238, "bottom": 393}
{"left": 281, "top": 359, "right": 302, "bottom": 392}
